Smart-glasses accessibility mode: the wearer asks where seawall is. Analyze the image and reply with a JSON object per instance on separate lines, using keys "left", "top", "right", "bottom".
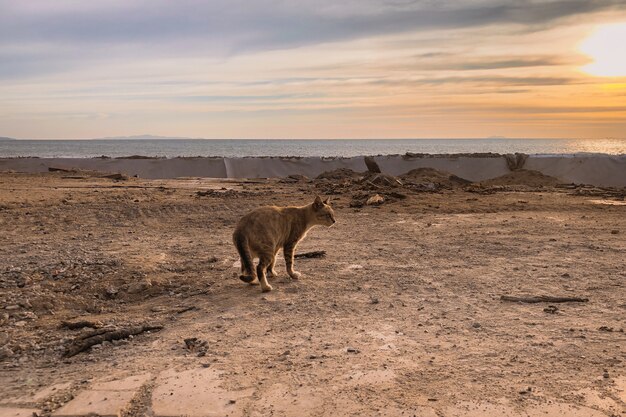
{"left": 1, "top": 154, "right": 624, "bottom": 187}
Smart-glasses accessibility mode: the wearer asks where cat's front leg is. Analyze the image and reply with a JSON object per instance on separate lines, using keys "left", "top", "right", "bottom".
{"left": 284, "top": 242, "right": 302, "bottom": 280}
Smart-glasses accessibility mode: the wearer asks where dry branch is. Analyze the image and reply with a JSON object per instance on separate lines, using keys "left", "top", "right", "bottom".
{"left": 294, "top": 251, "right": 326, "bottom": 259}
{"left": 59, "top": 320, "right": 101, "bottom": 330}
{"left": 64, "top": 325, "right": 163, "bottom": 357}
{"left": 500, "top": 295, "right": 589, "bottom": 303}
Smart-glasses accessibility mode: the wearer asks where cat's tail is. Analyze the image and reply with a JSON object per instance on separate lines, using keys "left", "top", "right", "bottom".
{"left": 233, "top": 231, "right": 255, "bottom": 283}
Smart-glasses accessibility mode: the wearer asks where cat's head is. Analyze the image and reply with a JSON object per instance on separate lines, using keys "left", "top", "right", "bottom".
{"left": 312, "top": 195, "right": 336, "bottom": 227}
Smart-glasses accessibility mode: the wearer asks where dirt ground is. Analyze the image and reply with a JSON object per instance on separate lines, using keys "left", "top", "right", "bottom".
{"left": 0, "top": 171, "right": 625, "bottom": 416}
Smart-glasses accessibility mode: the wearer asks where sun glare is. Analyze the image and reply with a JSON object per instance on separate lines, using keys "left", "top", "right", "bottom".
{"left": 580, "top": 22, "right": 626, "bottom": 77}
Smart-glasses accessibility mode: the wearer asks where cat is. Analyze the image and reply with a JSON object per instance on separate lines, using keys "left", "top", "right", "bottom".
{"left": 233, "top": 195, "right": 336, "bottom": 292}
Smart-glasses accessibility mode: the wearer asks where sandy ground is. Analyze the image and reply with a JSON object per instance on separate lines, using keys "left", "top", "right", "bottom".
{"left": 0, "top": 171, "right": 625, "bottom": 416}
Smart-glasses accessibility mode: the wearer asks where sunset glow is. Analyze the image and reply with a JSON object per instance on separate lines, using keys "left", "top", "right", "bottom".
{"left": 581, "top": 23, "right": 626, "bottom": 77}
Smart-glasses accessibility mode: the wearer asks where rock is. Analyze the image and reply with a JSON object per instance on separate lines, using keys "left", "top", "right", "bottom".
{"left": 0, "top": 346, "right": 14, "bottom": 360}
{"left": 611, "top": 230, "right": 619, "bottom": 234}
{"left": 543, "top": 305, "right": 559, "bottom": 314}
{"left": 347, "top": 347, "right": 360, "bottom": 353}
{"left": 127, "top": 281, "right": 152, "bottom": 294}
{"left": 104, "top": 286, "right": 118, "bottom": 299}
{"left": 472, "top": 322, "right": 482, "bottom": 328}
{"left": 365, "top": 194, "right": 385, "bottom": 206}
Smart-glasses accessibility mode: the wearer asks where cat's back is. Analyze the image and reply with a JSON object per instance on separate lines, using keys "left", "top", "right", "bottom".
{"left": 234, "top": 205, "right": 286, "bottom": 235}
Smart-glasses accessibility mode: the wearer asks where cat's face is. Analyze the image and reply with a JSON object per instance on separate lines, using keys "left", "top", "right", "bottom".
{"left": 312, "top": 196, "right": 336, "bottom": 227}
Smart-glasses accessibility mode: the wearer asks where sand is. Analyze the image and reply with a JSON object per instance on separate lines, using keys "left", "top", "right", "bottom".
{"left": 0, "top": 171, "right": 625, "bottom": 416}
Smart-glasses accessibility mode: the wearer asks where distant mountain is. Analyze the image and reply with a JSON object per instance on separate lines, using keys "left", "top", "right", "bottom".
{"left": 97, "top": 134, "right": 194, "bottom": 140}
{"left": 0, "top": 136, "right": 16, "bottom": 141}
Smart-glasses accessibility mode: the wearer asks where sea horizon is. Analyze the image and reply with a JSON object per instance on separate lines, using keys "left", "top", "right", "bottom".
{"left": 1, "top": 138, "right": 625, "bottom": 158}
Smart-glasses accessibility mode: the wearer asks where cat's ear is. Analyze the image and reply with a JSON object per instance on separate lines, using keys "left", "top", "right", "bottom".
{"left": 313, "top": 195, "right": 324, "bottom": 210}
{"left": 323, "top": 197, "right": 331, "bottom": 205}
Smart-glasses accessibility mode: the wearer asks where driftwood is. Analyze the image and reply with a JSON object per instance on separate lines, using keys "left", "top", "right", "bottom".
{"left": 500, "top": 295, "right": 589, "bottom": 303}
{"left": 59, "top": 320, "right": 101, "bottom": 330}
{"left": 48, "top": 167, "right": 75, "bottom": 173}
{"left": 294, "top": 251, "right": 326, "bottom": 259}
{"left": 364, "top": 156, "right": 382, "bottom": 174}
{"left": 64, "top": 325, "right": 163, "bottom": 357}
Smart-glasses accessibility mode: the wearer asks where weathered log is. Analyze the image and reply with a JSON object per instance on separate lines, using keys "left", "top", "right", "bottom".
{"left": 364, "top": 156, "right": 382, "bottom": 173}
{"left": 500, "top": 295, "right": 589, "bottom": 303}
{"left": 294, "top": 251, "right": 326, "bottom": 259}
{"left": 64, "top": 325, "right": 163, "bottom": 357}
{"left": 59, "top": 320, "right": 101, "bottom": 330}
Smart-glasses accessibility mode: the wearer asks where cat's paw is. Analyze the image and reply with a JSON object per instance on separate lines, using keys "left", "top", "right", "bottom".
{"left": 249, "top": 278, "right": 260, "bottom": 285}
{"left": 261, "top": 284, "right": 273, "bottom": 292}
{"left": 267, "top": 269, "right": 278, "bottom": 278}
{"left": 289, "top": 271, "right": 302, "bottom": 280}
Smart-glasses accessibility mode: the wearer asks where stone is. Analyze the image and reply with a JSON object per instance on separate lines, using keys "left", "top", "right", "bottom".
{"left": 365, "top": 194, "right": 384, "bottom": 206}
{"left": 0, "top": 407, "right": 40, "bottom": 417}
{"left": 0, "top": 346, "right": 13, "bottom": 360}
{"left": 52, "top": 390, "right": 135, "bottom": 417}
{"left": 152, "top": 368, "right": 253, "bottom": 417}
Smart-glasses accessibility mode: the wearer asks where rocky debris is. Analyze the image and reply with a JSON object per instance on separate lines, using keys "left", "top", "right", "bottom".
{"left": 315, "top": 168, "right": 363, "bottom": 181}
{"left": 100, "top": 173, "right": 129, "bottom": 181}
{"left": 564, "top": 184, "right": 626, "bottom": 200}
{"left": 0, "top": 345, "right": 14, "bottom": 360}
{"left": 480, "top": 169, "right": 561, "bottom": 187}
{"left": 184, "top": 337, "right": 208, "bottom": 357}
{"left": 400, "top": 167, "right": 471, "bottom": 189}
{"left": 366, "top": 194, "right": 385, "bottom": 206}
{"left": 543, "top": 305, "right": 559, "bottom": 314}
{"left": 362, "top": 173, "right": 403, "bottom": 188}
{"left": 126, "top": 280, "right": 152, "bottom": 294}
{"left": 279, "top": 174, "right": 310, "bottom": 183}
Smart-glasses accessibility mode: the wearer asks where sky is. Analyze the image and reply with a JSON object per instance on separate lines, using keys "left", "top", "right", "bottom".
{"left": 1, "top": 0, "right": 626, "bottom": 139}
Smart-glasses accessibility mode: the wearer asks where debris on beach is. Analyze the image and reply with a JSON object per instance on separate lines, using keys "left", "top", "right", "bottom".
{"left": 279, "top": 174, "right": 310, "bottom": 183}
{"left": 365, "top": 194, "right": 385, "bottom": 206}
{"left": 480, "top": 169, "right": 561, "bottom": 187}
{"left": 64, "top": 324, "right": 164, "bottom": 357}
{"left": 315, "top": 168, "right": 363, "bottom": 181}
{"left": 400, "top": 167, "right": 471, "bottom": 189}
{"left": 294, "top": 250, "right": 326, "bottom": 259}
{"left": 364, "top": 156, "right": 382, "bottom": 173}
{"left": 184, "top": 337, "right": 208, "bottom": 357}
{"left": 500, "top": 295, "right": 589, "bottom": 303}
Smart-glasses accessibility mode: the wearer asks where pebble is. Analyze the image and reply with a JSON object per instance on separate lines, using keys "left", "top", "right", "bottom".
{"left": 472, "top": 322, "right": 482, "bottom": 329}
{"left": 347, "top": 347, "right": 360, "bottom": 353}
{"left": 0, "top": 346, "right": 14, "bottom": 360}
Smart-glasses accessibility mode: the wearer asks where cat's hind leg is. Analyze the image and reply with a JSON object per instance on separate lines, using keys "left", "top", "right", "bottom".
{"left": 266, "top": 249, "right": 279, "bottom": 278}
{"left": 256, "top": 256, "right": 273, "bottom": 292}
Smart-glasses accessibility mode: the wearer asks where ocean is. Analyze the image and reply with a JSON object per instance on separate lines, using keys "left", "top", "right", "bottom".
{"left": 0, "top": 138, "right": 625, "bottom": 158}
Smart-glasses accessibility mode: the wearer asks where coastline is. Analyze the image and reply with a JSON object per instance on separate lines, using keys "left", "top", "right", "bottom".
{"left": 1, "top": 153, "right": 625, "bottom": 186}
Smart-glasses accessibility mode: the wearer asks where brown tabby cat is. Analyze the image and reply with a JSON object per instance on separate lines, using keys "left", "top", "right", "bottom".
{"left": 233, "top": 196, "right": 336, "bottom": 292}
